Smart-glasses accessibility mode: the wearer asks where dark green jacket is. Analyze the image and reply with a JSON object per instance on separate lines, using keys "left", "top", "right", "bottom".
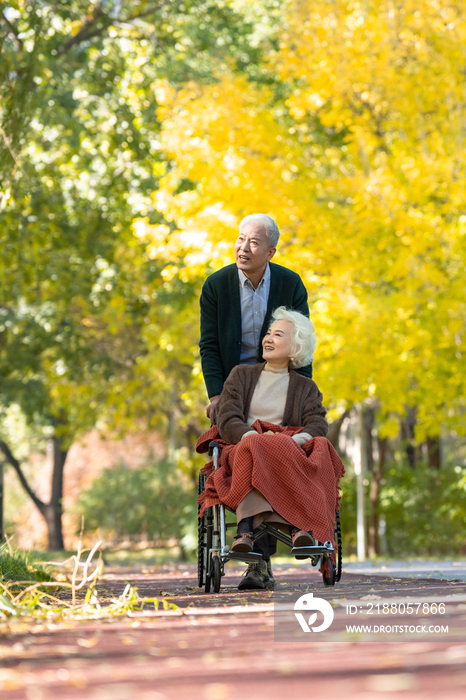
{"left": 199, "top": 262, "right": 313, "bottom": 398}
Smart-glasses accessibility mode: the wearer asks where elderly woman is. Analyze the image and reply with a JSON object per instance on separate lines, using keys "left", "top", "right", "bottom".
{"left": 196, "top": 307, "right": 344, "bottom": 590}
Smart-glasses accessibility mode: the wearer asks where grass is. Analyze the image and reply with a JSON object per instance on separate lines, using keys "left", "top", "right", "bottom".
{"left": 0, "top": 545, "right": 53, "bottom": 583}
{"left": 0, "top": 539, "right": 178, "bottom": 629}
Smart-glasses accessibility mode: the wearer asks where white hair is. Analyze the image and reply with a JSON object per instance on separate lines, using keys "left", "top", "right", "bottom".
{"left": 239, "top": 214, "right": 280, "bottom": 247}
{"left": 271, "top": 306, "right": 316, "bottom": 368}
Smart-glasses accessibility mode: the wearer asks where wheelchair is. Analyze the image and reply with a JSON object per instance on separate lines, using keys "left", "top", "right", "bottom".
{"left": 198, "top": 441, "right": 342, "bottom": 593}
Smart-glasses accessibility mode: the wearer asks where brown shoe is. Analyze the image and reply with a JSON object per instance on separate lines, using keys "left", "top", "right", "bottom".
{"left": 291, "top": 529, "right": 314, "bottom": 547}
{"left": 231, "top": 532, "right": 254, "bottom": 553}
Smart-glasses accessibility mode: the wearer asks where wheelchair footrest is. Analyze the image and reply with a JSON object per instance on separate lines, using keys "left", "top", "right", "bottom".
{"left": 227, "top": 551, "right": 263, "bottom": 563}
{"left": 291, "top": 545, "right": 334, "bottom": 557}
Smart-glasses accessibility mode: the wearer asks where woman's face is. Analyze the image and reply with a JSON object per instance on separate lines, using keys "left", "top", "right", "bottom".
{"left": 262, "top": 320, "right": 294, "bottom": 366}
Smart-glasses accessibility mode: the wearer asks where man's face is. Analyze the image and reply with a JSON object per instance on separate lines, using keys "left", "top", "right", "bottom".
{"left": 234, "top": 223, "right": 276, "bottom": 279}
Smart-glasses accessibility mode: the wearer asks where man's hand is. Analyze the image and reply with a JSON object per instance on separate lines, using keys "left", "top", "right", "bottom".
{"left": 206, "top": 395, "right": 221, "bottom": 423}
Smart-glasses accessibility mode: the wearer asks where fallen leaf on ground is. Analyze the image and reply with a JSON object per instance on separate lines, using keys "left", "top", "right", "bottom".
{"left": 77, "top": 637, "right": 98, "bottom": 648}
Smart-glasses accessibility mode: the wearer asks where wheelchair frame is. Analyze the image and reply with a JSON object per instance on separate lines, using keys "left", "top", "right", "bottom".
{"left": 198, "top": 441, "right": 342, "bottom": 593}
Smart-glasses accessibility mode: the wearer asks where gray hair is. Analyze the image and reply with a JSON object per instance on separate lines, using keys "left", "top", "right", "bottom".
{"left": 239, "top": 213, "right": 280, "bottom": 248}
{"left": 271, "top": 306, "right": 316, "bottom": 368}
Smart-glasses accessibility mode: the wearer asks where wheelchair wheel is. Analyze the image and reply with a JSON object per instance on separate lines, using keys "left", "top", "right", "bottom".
{"left": 322, "top": 557, "right": 336, "bottom": 586}
{"left": 211, "top": 555, "right": 221, "bottom": 593}
{"left": 204, "top": 507, "right": 213, "bottom": 593}
{"left": 335, "top": 510, "right": 342, "bottom": 583}
{"left": 197, "top": 524, "right": 205, "bottom": 588}
{"left": 197, "top": 474, "right": 206, "bottom": 587}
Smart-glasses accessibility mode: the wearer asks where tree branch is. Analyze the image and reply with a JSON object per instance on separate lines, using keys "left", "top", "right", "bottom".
{"left": 119, "top": 4, "right": 169, "bottom": 24}
{"left": 0, "top": 439, "right": 46, "bottom": 515}
{"left": 0, "top": 126, "right": 30, "bottom": 182}
{"left": 56, "top": 0, "right": 106, "bottom": 56}
{"left": 58, "top": 19, "right": 114, "bottom": 52}
{"left": 56, "top": 2, "right": 169, "bottom": 56}
{"left": 1, "top": 15, "right": 24, "bottom": 51}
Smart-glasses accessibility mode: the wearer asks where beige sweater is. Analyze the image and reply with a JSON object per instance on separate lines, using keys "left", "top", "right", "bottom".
{"left": 247, "top": 364, "right": 290, "bottom": 426}
{"left": 243, "top": 365, "right": 312, "bottom": 444}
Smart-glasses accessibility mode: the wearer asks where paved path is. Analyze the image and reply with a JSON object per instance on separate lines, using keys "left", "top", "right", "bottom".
{"left": 344, "top": 559, "right": 466, "bottom": 581}
{"left": 2, "top": 561, "right": 466, "bottom": 699}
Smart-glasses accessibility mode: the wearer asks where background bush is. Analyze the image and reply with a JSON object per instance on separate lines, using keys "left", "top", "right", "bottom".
{"left": 381, "top": 464, "right": 466, "bottom": 556}
{"left": 77, "top": 460, "right": 196, "bottom": 548}
{"left": 340, "top": 463, "right": 466, "bottom": 558}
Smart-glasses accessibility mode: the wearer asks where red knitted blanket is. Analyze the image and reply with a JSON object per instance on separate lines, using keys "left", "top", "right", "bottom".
{"left": 196, "top": 420, "right": 345, "bottom": 555}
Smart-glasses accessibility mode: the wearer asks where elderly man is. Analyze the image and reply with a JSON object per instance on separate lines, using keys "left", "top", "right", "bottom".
{"left": 199, "top": 213, "right": 313, "bottom": 589}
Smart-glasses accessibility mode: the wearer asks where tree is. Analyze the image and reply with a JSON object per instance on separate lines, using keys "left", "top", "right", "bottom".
{"left": 151, "top": 0, "right": 466, "bottom": 445}
{"left": 0, "top": 0, "right": 278, "bottom": 548}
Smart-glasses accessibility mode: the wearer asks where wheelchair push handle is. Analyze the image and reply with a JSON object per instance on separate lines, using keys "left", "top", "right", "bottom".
{"left": 208, "top": 441, "right": 219, "bottom": 457}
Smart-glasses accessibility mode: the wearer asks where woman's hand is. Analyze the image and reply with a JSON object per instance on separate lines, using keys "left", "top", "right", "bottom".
{"left": 292, "top": 432, "right": 312, "bottom": 446}
{"left": 241, "top": 429, "right": 274, "bottom": 441}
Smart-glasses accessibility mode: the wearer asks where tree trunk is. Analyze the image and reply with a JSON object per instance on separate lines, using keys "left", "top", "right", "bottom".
{"left": 400, "top": 406, "right": 417, "bottom": 468}
{"left": 0, "top": 435, "right": 68, "bottom": 551}
{"left": 426, "top": 436, "right": 441, "bottom": 470}
{"left": 362, "top": 406, "right": 375, "bottom": 557}
{"left": 0, "top": 460, "right": 4, "bottom": 542}
{"left": 43, "top": 502, "right": 64, "bottom": 550}
{"left": 368, "top": 437, "right": 387, "bottom": 557}
{"left": 326, "top": 408, "right": 350, "bottom": 454}
{"left": 362, "top": 406, "right": 375, "bottom": 473}
{"left": 47, "top": 436, "right": 67, "bottom": 550}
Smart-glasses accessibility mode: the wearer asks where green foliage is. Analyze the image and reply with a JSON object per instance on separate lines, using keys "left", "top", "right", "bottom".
{"left": 1, "top": 0, "right": 279, "bottom": 449}
{"left": 77, "top": 460, "right": 196, "bottom": 543}
{"left": 0, "top": 545, "right": 53, "bottom": 582}
{"left": 381, "top": 464, "right": 466, "bottom": 556}
{"left": 0, "top": 0, "right": 277, "bottom": 177}
{"left": 341, "top": 462, "right": 466, "bottom": 557}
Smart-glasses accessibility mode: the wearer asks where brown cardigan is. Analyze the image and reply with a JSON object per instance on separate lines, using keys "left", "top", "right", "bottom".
{"left": 216, "top": 362, "right": 328, "bottom": 444}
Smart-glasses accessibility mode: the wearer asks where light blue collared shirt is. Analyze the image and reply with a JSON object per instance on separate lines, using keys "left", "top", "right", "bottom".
{"left": 238, "top": 263, "right": 271, "bottom": 364}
